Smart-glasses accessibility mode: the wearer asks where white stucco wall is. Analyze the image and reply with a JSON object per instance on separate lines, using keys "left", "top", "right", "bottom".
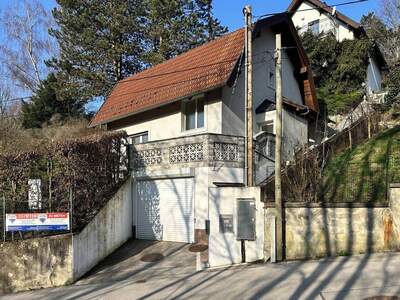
{"left": 222, "top": 27, "right": 304, "bottom": 137}
{"left": 73, "top": 179, "right": 133, "bottom": 280}
{"left": 291, "top": 2, "right": 355, "bottom": 42}
{"left": 196, "top": 167, "right": 245, "bottom": 230}
{"left": 131, "top": 167, "right": 244, "bottom": 233}
{"left": 208, "top": 186, "right": 264, "bottom": 267}
{"left": 110, "top": 27, "right": 305, "bottom": 143}
{"left": 367, "top": 56, "right": 383, "bottom": 93}
{"left": 282, "top": 109, "right": 308, "bottom": 158}
{"left": 109, "top": 96, "right": 222, "bottom": 142}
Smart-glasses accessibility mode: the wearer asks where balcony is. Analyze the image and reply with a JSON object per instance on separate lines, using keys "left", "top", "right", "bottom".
{"left": 129, "top": 133, "right": 245, "bottom": 172}
{"left": 369, "top": 91, "right": 388, "bottom": 104}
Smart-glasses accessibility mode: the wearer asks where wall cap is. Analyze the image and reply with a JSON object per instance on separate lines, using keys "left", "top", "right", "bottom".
{"left": 264, "top": 202, "right": 389, "bottom": 208}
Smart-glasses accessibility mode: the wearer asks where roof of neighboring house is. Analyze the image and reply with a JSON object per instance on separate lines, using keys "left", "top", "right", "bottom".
{"left": 256, "top": 97, "right": 309, "bottom": 114}
{"left": 91, "top": 13, "right": 318, "bottom": 127}
{"left": 287, "top": 0, "right": 361, "bottom": 30}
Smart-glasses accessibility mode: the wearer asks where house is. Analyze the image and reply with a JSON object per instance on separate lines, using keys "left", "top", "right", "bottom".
{"left": 91, "top": 13, "right": 318, "bottom": 267}
{"left": 288, "top": 0, "right": 386, "bottom": 96}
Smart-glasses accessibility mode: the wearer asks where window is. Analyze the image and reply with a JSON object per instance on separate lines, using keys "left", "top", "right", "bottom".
{"left": 267, "top": 59, "right": 275, "bottom": 88}
{"left": 182, "top": 97, "right": 204, "bottom": 131}
{"left": 128, "top": 132, "right": 148, "bottom": 144}
{"left": 261, "top": 120, "right": 274, "bottom": 134}
{"left": 308, "top": 20, "right": 320, "bottom": 35}
{"left": 266, "top": 139, "right": 275, "bottom": 159}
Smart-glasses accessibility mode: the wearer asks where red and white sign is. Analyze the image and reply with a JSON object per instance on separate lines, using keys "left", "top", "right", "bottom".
{"left": 6, "top": 212, "right": 70, "bottom": 232}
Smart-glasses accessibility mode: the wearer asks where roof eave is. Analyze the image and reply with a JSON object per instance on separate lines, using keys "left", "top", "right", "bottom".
{"left": 89, "top": 83, "right": 228, "bottom": 128}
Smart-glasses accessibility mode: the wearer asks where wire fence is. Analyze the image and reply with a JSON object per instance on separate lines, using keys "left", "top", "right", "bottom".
{"left": 263, "top": 156, "right": 400, "bottom": 204}
{"left": 262, "top": 121, "right": 400, "bottom": 204}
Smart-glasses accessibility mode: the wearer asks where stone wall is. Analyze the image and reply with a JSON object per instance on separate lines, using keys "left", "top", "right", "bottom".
{"left": 265, "top": 184, "right": 400, "bottom": 260}
{"left": 0, "top": 234, "right": 73, "bottom": 295}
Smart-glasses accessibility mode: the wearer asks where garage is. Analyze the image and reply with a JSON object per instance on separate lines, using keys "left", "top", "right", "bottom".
{"left": 135, "top": 178, "right": 194, "bottom": 243}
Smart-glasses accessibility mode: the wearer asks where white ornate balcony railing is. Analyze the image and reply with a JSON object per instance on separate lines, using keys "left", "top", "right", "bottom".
{"left": 130, "top": 133, "right": 245, "bottom": 171}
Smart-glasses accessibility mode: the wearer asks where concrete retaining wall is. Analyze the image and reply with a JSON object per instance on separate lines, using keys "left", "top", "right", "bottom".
{"left": 265, "top": 184, "right": 400, "bottom": 260}
{"left": 0, "top": 178, "right": 133, "bottom": 295}
{"left": 0, "top": 234, "right": 73, "bottom": 295}
{"left": 73, "top": 178, "right": 133, "bottom": 279}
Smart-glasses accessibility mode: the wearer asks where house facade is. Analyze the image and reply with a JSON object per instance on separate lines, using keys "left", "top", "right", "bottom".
{"left": 91, "top": 14, "right": 318, "bottom": 267}
{"left": 288, "top": 0, "right": 386, "bottom": 96}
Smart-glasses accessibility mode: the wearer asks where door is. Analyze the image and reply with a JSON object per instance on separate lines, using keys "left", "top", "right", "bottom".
{"left": 136, "top": 178, "right": 194, "bottom": 243}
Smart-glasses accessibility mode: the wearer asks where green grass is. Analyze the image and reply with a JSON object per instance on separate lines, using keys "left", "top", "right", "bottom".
{"left": 322, "top": 127, "right": 400, "bottom": 203}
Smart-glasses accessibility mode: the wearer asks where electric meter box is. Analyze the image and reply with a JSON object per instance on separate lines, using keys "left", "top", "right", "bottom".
{"left": 236, "top": 198, "right": 256, "bottom": 240}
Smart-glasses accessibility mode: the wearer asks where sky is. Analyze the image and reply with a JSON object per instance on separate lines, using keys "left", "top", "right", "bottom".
{"left": 0, "top": 0, "right": 381, "bottom": 32}
{"left": 0, "top": 0, "right": 380, "bottom": 109}
{"left": 213, "top": 0, "right": 379, "bottom": 30}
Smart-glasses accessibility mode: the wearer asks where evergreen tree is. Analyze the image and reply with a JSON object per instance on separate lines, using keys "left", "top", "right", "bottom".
{"left": 49, "top": 0, "right": 227, "bottom": 99}
{"left": 21, "top": 73, "right": 84, "bottom": 128}
{"left": 361, "top": 13, "right": 398, "bottom": 66}
{"left": 48, "top": 0, "right": 146, "bottom": 103}
{"left": 195, "top": 0, "right": 227, "bottom": 41}
{"left": 142, "top": 0, "right": 227, "bottom": 65}
{"left": 301, "top": 31, "right": 373, "bottom": 114}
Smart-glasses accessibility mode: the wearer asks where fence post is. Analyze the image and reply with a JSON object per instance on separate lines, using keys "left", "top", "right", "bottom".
{"left": 2, "top": 196, "right": 5, "bottom": 242}
{"left": 69, "top": 187, "right": 73, "bottom": 233}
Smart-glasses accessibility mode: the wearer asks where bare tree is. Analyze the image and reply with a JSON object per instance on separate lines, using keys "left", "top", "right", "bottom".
{"left": 380, "top": 0, "right": 400, "bottom": 64}
{"left": 0, "top": 0, "right": 55, "bottom": 93}
{"left": 0, "top": 86, "right": 10, "bottom": 117}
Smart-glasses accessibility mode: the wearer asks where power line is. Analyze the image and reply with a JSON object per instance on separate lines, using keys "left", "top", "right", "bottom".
{"left": 2, "top": 96, "right": 31, "bottom": 103}
{"left": 99, "top": 57, "right": 272, "bottom": 103}
{"left": 115, "top": 49, "right": 274, "bottom": 85}
{"left": 255, "top": 0, "right": 368, "bottom": 19}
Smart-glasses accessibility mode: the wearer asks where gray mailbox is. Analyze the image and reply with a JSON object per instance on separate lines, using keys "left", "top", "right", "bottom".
{"left": 219, "top": 214, "right": 234, "bottom": 233}
{"left": 237, "top": 198, "right": 256, "bottom": 240}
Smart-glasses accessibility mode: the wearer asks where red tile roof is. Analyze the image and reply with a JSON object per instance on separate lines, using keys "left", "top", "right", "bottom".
{"left": 91, "top": 29, "right": 245, "bottom": 126}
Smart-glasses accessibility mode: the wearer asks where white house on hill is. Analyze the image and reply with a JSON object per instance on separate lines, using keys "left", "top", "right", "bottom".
{"left": 288, "top": 0, "right": 387, "bottom": 96}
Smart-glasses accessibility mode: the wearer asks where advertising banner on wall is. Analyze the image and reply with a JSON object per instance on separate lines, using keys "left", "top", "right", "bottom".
{"left": 5, "top": 212, "right": 70, "bottom": 232}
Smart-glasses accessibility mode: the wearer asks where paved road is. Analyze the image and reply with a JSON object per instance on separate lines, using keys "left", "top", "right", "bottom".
{"left": 3, "top": 240, "right": 400, "bottom": 300}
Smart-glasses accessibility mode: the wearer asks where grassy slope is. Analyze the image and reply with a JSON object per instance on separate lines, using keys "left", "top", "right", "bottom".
{"left": 322, "top": 127, "right": 400, "bottom": 203}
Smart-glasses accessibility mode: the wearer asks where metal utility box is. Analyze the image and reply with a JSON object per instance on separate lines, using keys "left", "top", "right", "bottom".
{"left": 219, "top": 214, "right": 234, "bottom": 233}
{"left": 236, "top": 198, "right": 256, "bottom": 240}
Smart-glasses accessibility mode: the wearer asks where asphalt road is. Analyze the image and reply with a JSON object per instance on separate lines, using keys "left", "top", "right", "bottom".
{"left": 3, "top": 240, "right": 400, "bottom": 300}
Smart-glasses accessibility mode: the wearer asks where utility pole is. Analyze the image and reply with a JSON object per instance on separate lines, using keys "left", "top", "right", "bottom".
{"left": 275, "top": 33, "right": 283, "bottom": 262}
{"left": 244, "top": 5, "right": 254, "bottom": 187}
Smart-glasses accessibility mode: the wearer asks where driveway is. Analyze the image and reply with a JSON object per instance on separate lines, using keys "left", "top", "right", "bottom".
{"left": 76, "top": 239, "right": 198, "bottom": 286}
{"left": 3, "top": 247, "right": 400, "bottom": 300}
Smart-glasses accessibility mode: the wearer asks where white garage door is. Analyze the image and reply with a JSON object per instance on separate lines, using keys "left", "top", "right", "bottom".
{"left": 136, "top": 178, "right": 194, "bottom": 243}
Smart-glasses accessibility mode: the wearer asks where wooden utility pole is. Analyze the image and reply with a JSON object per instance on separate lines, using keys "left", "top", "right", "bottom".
{"left": 275, "top": 33, "right": 284, "bottom": 262}
{"left": 244, "top": 5, "right": 254, "bottom": 187}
